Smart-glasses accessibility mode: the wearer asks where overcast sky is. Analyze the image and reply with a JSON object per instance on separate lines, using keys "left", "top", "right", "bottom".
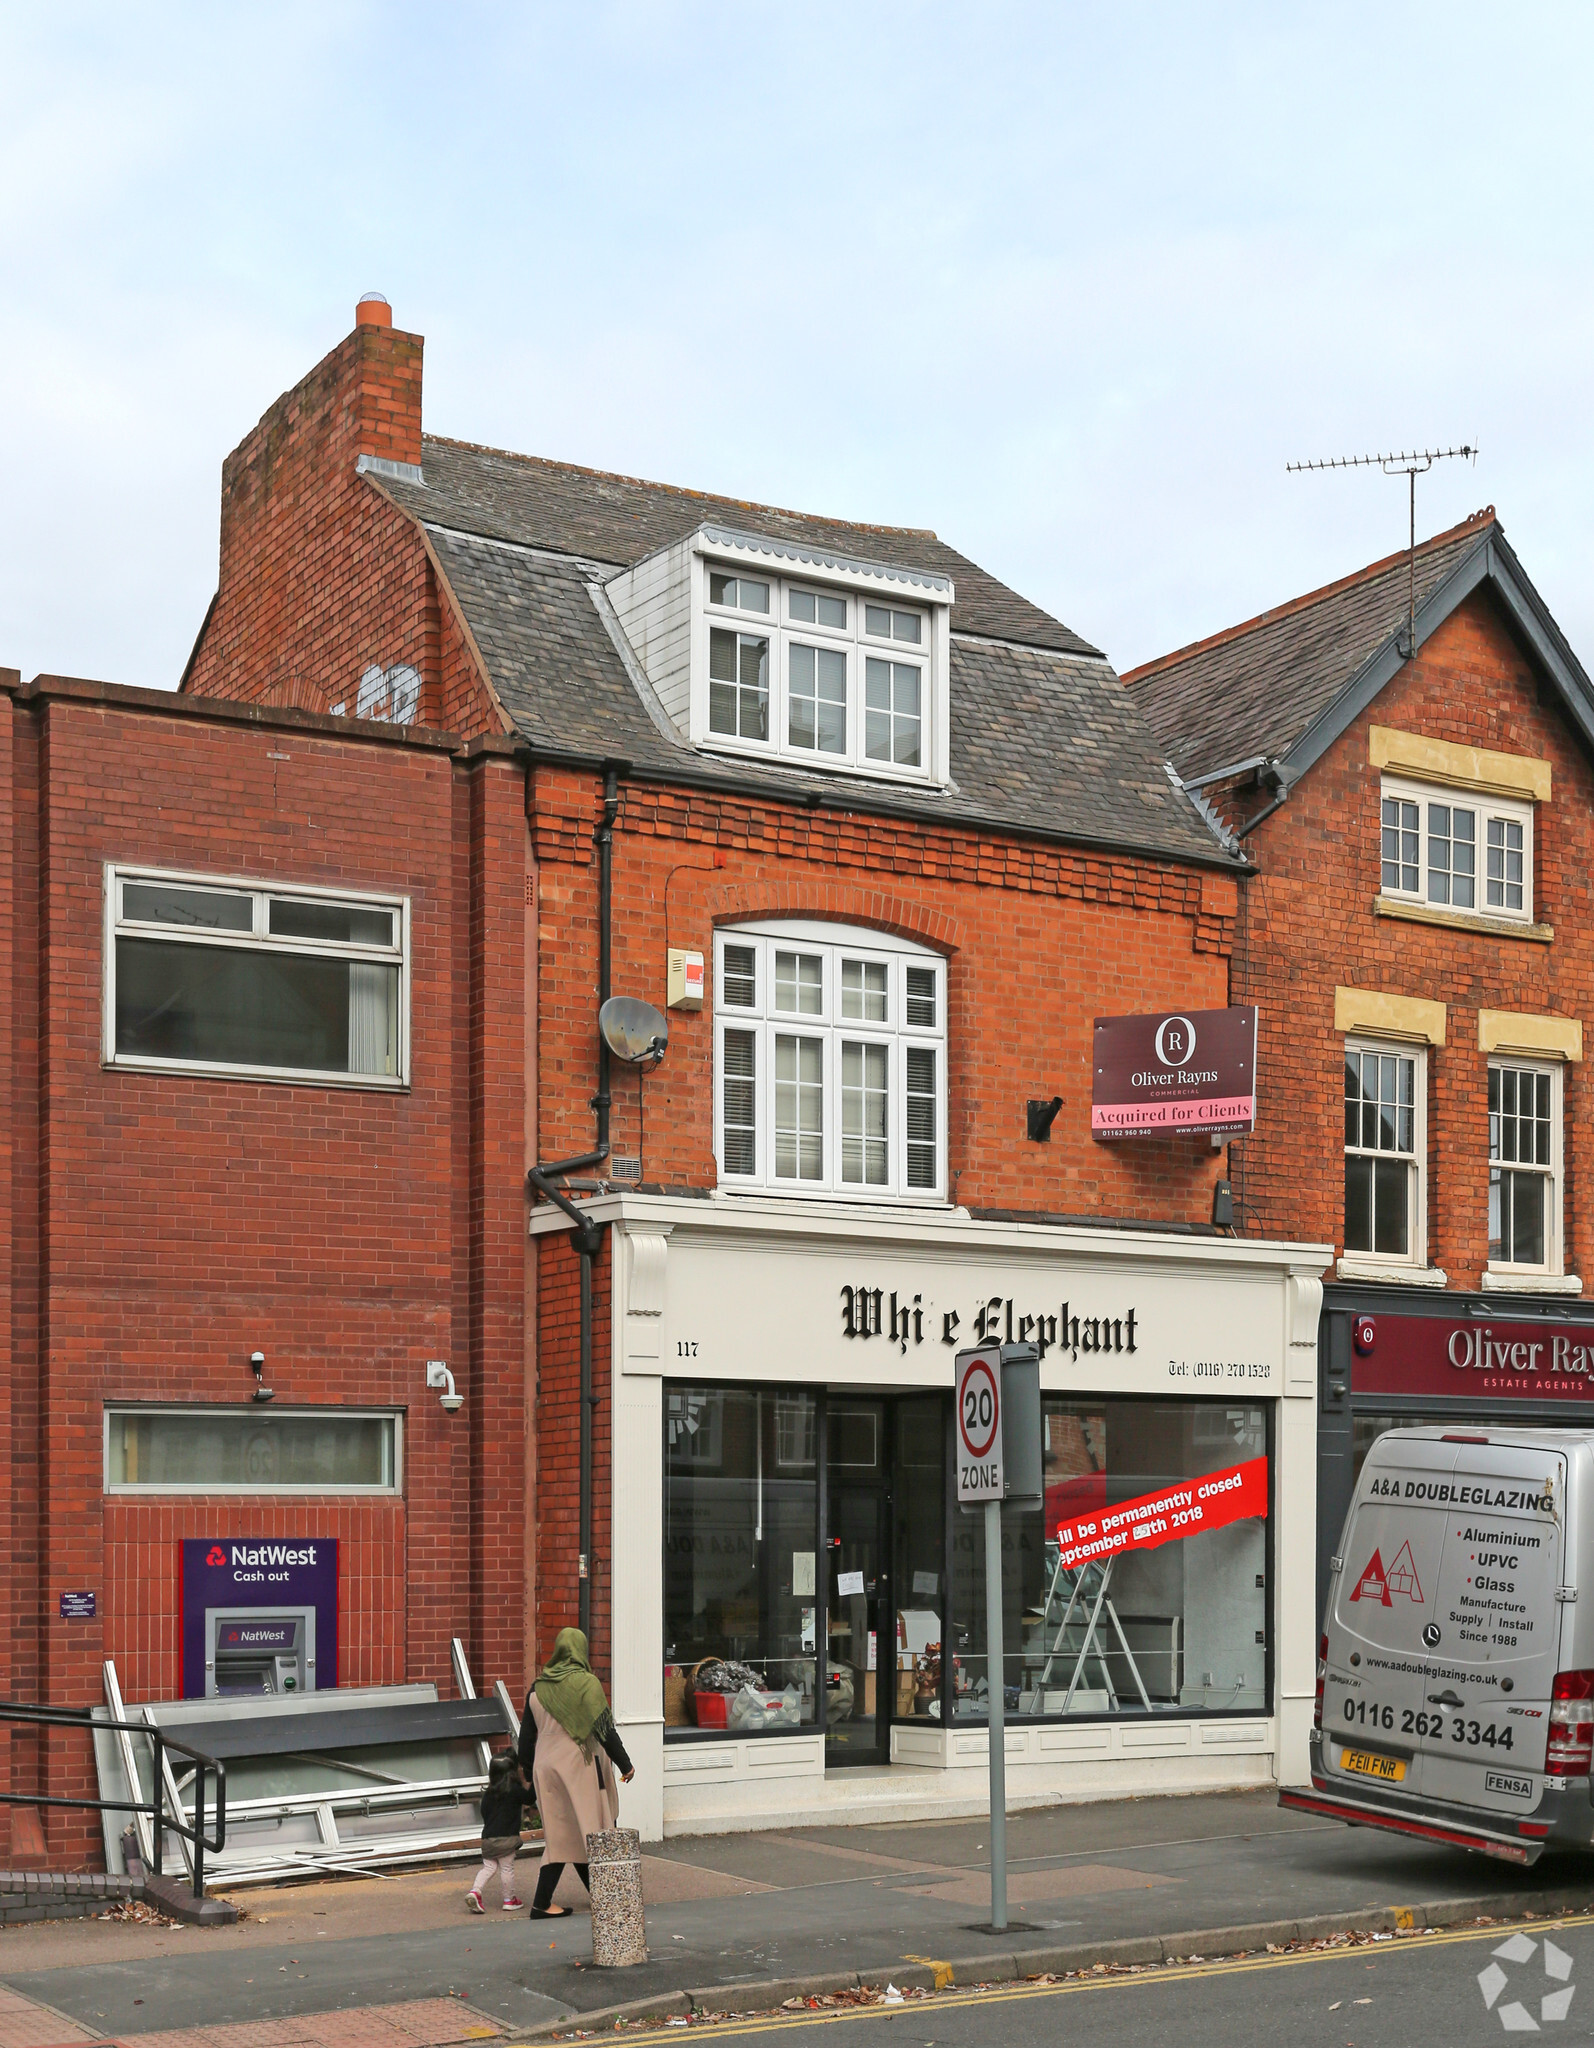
{"left": 4, "top": 4, "right": 1591, "bottom": 691}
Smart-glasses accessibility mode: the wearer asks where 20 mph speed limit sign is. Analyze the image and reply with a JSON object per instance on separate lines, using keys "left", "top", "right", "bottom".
{"left": 956, "top": 1346, "right": 1004, "bottom": 1504}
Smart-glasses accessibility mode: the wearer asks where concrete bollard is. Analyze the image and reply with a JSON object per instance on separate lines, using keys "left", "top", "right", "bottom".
{"left": 587, "top": 1827, "right": 647, "bottom": 1966}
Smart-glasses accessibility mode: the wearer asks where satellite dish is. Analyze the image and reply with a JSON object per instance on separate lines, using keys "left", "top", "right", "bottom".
{"left": 599, "top": 996, "right": 669, "bottom": 1067}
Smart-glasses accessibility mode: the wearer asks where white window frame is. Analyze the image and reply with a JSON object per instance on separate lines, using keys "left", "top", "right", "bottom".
{"left": 1487, "top": 1057, "right": 1564, "bottom": 1279}
{"left": 1341, "top": 1038, "right": 1427, "bottom": 1272}
{"left": 690, "top": 542, "right": 951, "bottom": 788}
{"left": 103, "top": 863, "right": 411, "bottom": 1089}
{"left": 103, "top": 1405, "right": 403, "bottom": 1495}
{"left": 1378, "top": 775, "right": 1535, "bottom": 924}
{"left": 713, "top": 921, "right": 947, "bottom": 1203}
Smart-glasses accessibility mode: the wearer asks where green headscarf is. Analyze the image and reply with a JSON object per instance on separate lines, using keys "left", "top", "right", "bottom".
{"left": 534, "top": 1627, "right": 610, "bottom": 1755}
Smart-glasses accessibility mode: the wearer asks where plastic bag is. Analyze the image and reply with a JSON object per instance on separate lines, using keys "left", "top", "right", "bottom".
{"left": 727, "top": 1683, "right": 768, "bottom": 1731}
{"left": 769, "top": 1685, "right": 801, "bottom": 1729}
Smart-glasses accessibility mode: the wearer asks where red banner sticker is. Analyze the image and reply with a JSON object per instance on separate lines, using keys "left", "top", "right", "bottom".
{"left": 1052, "top": 1455, "right": 1268, "bottom": 1571}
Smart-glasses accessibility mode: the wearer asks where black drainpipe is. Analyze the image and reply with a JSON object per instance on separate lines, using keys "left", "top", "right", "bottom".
{"left": 528, "top": 765, "right": 621, "bottom": 1647}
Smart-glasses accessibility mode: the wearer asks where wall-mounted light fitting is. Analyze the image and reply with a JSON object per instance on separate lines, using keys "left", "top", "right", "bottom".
{"left": 427, "top": 1360, "right": 463, "bottom": 1414}
{"left": 250, "top": 1351, "right": 274, "bottom": 1404}
{"left": 1026, "top": 1096, "right": 1064, "bottom": 1142}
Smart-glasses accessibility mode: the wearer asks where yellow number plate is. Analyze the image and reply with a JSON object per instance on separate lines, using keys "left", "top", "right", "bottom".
{"left": 1340, "top": 1748, "right": 1406, "bottom": 1782}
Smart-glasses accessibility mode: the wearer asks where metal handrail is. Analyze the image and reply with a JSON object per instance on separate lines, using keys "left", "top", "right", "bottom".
{"left": 0, "top": 1698, "right": 226, "bottom": 1900}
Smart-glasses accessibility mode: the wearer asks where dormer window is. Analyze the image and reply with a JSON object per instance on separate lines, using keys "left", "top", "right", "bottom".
{"left": 700, "top": 561, "right": 935, "bottom": 781}
{"left": 604, "top": 523, "right": 954, "bottom": 786}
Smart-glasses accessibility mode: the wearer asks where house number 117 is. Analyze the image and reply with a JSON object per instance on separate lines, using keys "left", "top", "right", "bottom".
{"left": 676, "top": 1340, "right": 698, "bottom": 1358}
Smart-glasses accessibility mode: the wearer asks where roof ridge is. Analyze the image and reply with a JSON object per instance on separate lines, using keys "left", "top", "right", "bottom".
{"left": 420, "top": 434, "right": 941, "bottom": 544}
{"left": 1121, "top": 507, "right": 1496, "bottom": 685}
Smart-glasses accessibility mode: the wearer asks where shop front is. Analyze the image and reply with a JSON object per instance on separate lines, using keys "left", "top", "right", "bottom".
{"left": 538, "top": 1194, "right": 1329, "bottom": 1840}
{"left": 1317, "top": 1285, "right": 1594, "bottom": 1620}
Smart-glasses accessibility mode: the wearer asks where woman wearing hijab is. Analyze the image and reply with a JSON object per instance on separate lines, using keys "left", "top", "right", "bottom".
{"left": 518, "top": 1626, "right": 635, "bottom": 1919}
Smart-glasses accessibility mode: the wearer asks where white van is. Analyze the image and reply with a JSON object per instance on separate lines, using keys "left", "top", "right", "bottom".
{"left": 1283, "top": 1425, "right": 1594, "bottom": 1865}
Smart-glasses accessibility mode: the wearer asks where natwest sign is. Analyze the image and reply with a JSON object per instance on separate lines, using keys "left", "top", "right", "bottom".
{"left": 1356, "top": 1313, "right": 1594, "bottom": 1401}
{"left": 1092, "top": 1005, "right": 1258, "bottom": 1139}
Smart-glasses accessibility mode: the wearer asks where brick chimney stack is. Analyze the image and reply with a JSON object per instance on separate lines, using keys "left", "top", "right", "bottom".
{"left": 182, "top": 298, "right": 434, "bottom": 712}
{"left": 347, "top": 293, "right": 422, "bottom": 470}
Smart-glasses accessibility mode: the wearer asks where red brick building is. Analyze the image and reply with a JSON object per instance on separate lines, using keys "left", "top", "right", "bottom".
{"left": 1126, "top": 512, "right": 1594, "bottom": 1611}
{"left": 3, "top": 300, "right": 1327, "bottom": 1857}
{"left": 0, "top": 669, "right": 529, "bottom": 1862}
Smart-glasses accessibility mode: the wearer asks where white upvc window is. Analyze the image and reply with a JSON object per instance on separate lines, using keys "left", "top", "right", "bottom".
{"left": 1489, "top": 1059, "right": 1562, "bottom": 1274}
{"left": 1379, "top": 776, "right": 1534, "bottom": 922}
{"left": 714, "top": 922, "right": 946, "bottom": 1201}
{"left": 1343, "top": 1040, "right": 1426, "bottom": 1266}
{"left": 696, "top": 551, "right": 947, "bottom": 786}
{"left": 105, "top": 1405, "right": 402, "bottom": 1494}
{"left": 104, "top": 864, "right": 409, "bottom": 1087}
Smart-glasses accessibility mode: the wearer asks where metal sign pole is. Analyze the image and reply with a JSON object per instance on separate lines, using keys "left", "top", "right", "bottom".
{"left": 955, "top": 1342, "right": 1031, "bottom": 1938}
{"left": 984, "top": 1494, "right": 1007, "bottom": 1932}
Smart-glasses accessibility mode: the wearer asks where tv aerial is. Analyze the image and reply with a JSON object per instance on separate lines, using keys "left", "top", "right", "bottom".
{"left": 1286, "top": 443, "right": 1478, "bottom": 657}
{"left": 599, "top": 995, "right": 669, "bottom": 1069}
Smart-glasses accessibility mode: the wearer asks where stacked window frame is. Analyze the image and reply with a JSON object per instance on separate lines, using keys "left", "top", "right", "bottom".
{"left": 1488, "top": 1060, "right": 1561, "bottom": 1273}
{"left": 1342, "top": 1040, "right": 1424, "bottom": 1266}
{"left": 1378, "top": 776, "right": 1535, "bottom": 923}
{"left": 714, "top": 923, "right": 947, "bottom": 1201}
{"left": 702, "top": 567, "right": 933, "bottom": 783}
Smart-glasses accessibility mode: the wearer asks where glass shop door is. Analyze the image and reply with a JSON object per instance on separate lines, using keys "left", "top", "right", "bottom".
{"left": 824, "top": 1400, "right": 891, "bottom": 1767}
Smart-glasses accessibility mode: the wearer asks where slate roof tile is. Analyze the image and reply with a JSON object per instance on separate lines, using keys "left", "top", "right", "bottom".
{"left": 1123, "top": 512, "right": 1496, "bottom": 781}
{"left": 423, "top": 524, "right": 1230, "bottom": 865}
{"left": 399, "top": 437, "right": 1098, "bottom": 657}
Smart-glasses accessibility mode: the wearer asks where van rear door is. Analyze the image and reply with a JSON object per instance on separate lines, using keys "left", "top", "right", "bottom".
{"left": 1325, "top": 1437, "right": 1452, "bottom": 1793}
{"left": 1418, "top": 1441, "right": 1565, "bottom": 1816}
{"left": 1325, "top": 1434, "right": 1566, "bottom": 1812}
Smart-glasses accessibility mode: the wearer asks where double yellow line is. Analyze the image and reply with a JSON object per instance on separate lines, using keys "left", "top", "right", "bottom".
{"left": 527, "top": 1911, "right": 1594, "bottom": 2045}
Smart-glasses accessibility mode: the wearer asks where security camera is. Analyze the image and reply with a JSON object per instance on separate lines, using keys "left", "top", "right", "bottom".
{"left": 426, "top": 1360, "right": 463, "bottom": 1414}
{"left": 250, "top": 1351, "right": 266, "bottom": 1372}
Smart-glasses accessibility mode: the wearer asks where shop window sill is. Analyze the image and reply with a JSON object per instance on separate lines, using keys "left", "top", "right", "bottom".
{"left": 1336, "top": 1258, "right": 1449, "bottom": 1288}
{"left": 1374, "top": 897, "right": 1553, "bottom": 944}
{"left": 1481, "top": 1269, "right": 1584, "bottom": 1295}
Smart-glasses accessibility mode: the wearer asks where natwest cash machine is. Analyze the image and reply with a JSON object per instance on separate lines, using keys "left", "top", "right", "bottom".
{"left": 180, "top": 1538, "right": 338, "bottom": 1698}
{"left": 209, "top": 1613, "right": 315, "bottom": 1695}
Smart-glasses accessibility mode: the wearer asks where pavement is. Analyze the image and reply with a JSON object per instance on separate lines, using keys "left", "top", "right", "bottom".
{"left": 0, "top": 1789, "right": 1589, "bottom": 2045}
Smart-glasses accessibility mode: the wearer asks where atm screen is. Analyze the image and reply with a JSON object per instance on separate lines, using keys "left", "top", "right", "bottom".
{"left": 211, "top": 1614, "right": 307, "bottom": 1695}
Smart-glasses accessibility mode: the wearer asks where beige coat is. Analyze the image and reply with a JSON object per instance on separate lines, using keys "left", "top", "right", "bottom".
{"left": 527, "top": 1692, "right": 618, "bottom": 1864}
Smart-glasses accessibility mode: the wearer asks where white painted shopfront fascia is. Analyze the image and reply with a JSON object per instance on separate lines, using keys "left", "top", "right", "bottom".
{"left": 531, "top": 1192, "right": 1330, "bottom": 1841}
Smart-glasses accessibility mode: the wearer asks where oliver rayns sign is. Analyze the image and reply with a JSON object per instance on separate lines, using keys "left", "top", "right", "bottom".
{"left": 1358, "top": 1316, "right": 1594, "bottom": 1400}
{"left": 1092, "top": 1005, "right": 1258, "bottom": 1140}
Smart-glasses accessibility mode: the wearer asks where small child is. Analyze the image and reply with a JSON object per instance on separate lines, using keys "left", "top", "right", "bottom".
{"left": 468, "top": 1751, "right": 531, "bottom": 1912}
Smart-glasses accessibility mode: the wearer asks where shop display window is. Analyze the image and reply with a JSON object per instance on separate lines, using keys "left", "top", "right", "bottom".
{"left": 951, "top": 1398, "right": 1270, "bottom": 1719}
{"left": 663, "top": 1385, "right": 819, "bottom": 1734}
